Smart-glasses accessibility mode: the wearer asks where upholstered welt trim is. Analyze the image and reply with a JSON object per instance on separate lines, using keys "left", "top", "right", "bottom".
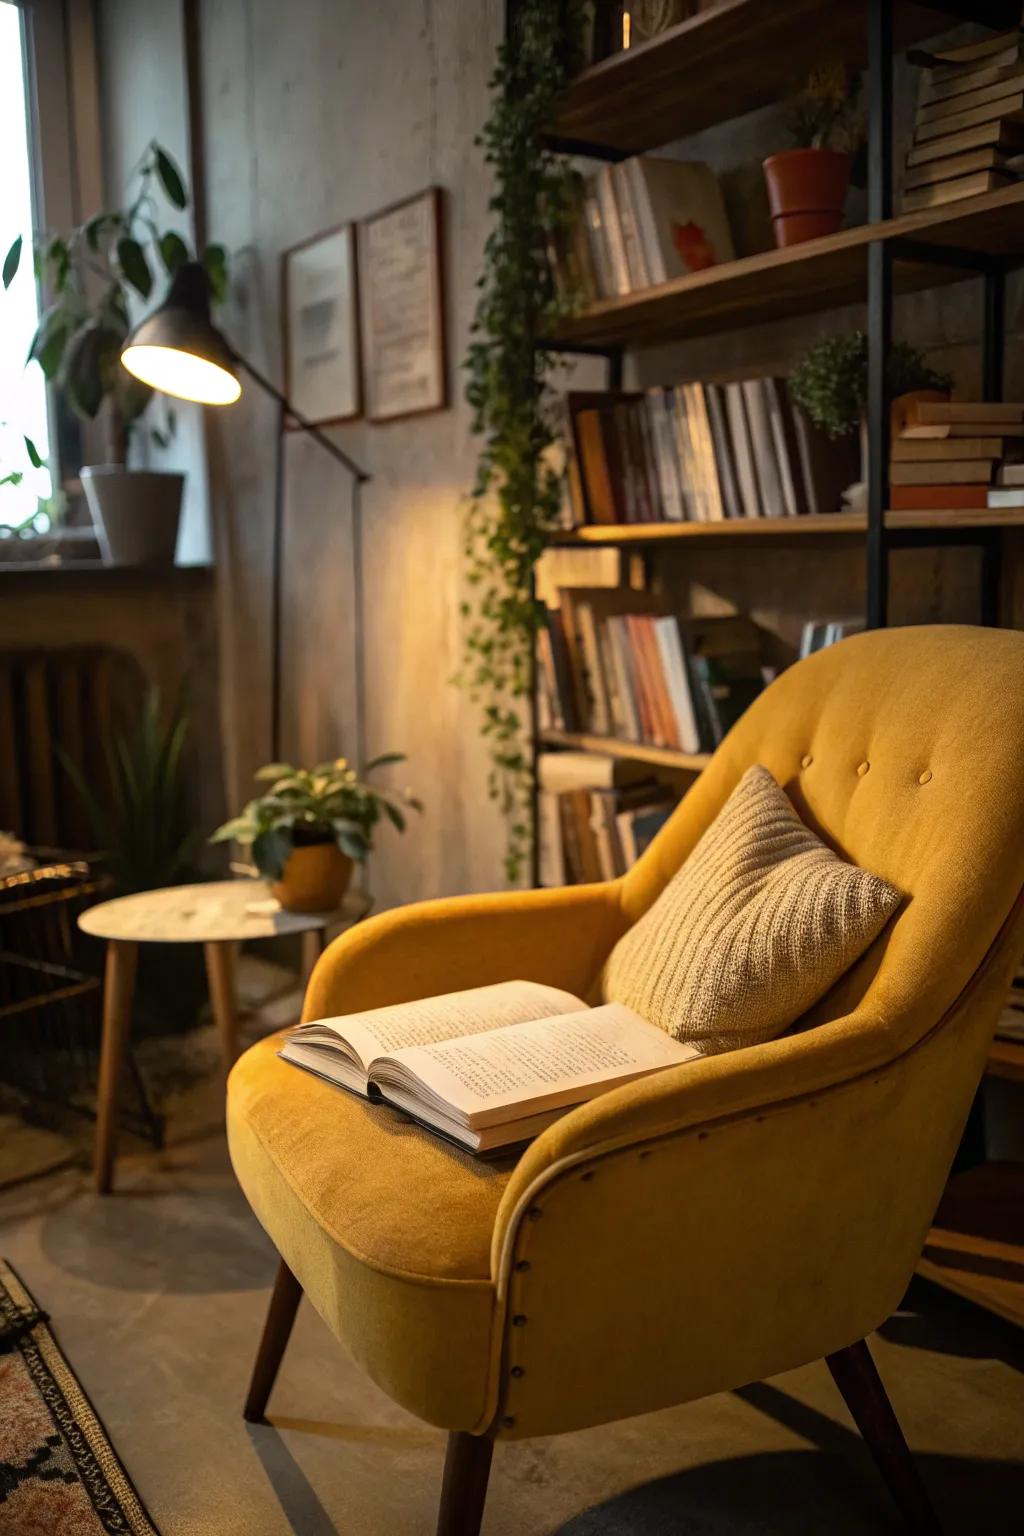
{"left": 491, "top": 884, "right": 1024, "bottom": 1298}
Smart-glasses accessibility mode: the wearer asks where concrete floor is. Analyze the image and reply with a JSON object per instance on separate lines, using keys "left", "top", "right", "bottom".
{"left": 0, "top": 998, "right": 1021, "bottom": 1535}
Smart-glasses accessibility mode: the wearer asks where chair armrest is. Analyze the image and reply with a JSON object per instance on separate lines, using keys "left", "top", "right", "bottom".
{"left": 302, "top": 880, "right": 627, "bottom": 1021}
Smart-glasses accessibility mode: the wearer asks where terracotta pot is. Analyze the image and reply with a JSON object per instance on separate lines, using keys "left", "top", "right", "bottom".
{"left": 272, "top": 842, "right": 353, "bottom": 913}
{"left": 763, "top": 149, "right": 852, "bottom": 248}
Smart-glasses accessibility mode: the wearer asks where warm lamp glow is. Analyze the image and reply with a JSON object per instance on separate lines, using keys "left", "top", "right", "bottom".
{"left": 121, "top": 343, "right": 241, "bottom": 405}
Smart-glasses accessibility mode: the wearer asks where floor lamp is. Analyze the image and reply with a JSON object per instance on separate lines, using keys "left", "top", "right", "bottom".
{"left": 121, "top": 261, "right": 371, "bottom": 765}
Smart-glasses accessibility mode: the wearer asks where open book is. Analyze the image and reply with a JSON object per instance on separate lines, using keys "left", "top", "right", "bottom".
{"left": 280, "top": 979, "right": 699, "bottom": 1153}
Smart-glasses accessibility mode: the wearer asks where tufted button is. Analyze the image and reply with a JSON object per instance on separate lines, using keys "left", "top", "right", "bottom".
{"left": 801, "top": 754, "right": 813, "bottom": 768}
{"left": 857, "top": 761, "right": 870, "bottom": 777}
{"left": 918, "top": 769, "right": 933, "bottom": 785}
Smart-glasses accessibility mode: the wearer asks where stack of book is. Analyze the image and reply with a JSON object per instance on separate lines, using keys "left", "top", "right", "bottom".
{"left": 550, "top": 157, "right": 735, "bottom": 303}
{"left": 537, "top": 752, "right": 676, "bottom": 887}
{"left": 892, "top": 400, "right": 1024, "bottom": 510}
{"left": 903, "top": 28, "right": 1024, "bottom": 212}
{"left": 563, "top": 382, "right": 856, "bottom": 526}
{"left": 539, "top": 599, "right": 770, "bottom": 755}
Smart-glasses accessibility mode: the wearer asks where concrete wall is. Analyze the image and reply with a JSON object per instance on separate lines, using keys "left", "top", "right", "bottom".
{"left": 93, "top": 4, "right": 1024, "bottom": 912}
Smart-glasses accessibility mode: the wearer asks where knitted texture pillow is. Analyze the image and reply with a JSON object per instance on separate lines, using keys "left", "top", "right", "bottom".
{"left": 603, "top": 764, "right": 903, "bottom": 1054}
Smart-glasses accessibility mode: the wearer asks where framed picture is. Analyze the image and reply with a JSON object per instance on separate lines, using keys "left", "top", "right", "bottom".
{"left": 357, "top": 187, "right": 446, "bottom": 423}
{"left": 282, "top": 222, "right": 360, "bottom": 427}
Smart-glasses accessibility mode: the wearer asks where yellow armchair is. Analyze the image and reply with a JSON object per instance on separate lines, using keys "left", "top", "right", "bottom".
{"left": 227, "top": 625, "right": 1024, "bottom": 1535}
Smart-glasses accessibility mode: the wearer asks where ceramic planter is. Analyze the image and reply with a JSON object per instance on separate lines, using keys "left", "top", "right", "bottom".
{"left": 272, "top": 842, "right": 353, "bottom": 913}
{"left": 763, "top": 149, "right": 852, "bottom": 248}
{"left": 81, "top": 466, "right": 184, "bottom": 567}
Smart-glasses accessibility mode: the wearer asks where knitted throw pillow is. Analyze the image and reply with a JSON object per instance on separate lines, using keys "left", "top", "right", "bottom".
{"left": 602, "top": 764, "right": 902, "bottom": 1054}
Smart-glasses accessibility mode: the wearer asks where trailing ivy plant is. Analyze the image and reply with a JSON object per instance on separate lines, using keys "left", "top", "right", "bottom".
{"left": 460, "top": 0, "right": 584, "bottom": 883}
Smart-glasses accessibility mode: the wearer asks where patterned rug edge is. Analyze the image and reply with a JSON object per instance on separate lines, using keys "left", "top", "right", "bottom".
{"left": 0, "top": 1258, "right": 161, "bottom": 1536}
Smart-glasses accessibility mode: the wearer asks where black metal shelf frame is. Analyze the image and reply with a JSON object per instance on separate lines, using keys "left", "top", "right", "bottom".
{"left": 510, "top": 0, "right": 1015, "bottom": 884}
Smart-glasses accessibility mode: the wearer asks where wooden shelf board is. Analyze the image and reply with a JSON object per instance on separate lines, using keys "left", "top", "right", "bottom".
{"left": 916, "top": 1162, "right": 1024, "bottom": 1329}
{"left": 538, "top": 728, "right": 710, "bottom": 773}
{"left": 547, "top": 185, "right": 1024, "bottom": 350}
{"left": 550, "top": 508, "right": 1024, "bottom": 547}
{"left": 988, "top": 1037, "right": 1024, "bottom": 1083}
{"left": 549, "top": 0, "right": 952, "bottom": 154}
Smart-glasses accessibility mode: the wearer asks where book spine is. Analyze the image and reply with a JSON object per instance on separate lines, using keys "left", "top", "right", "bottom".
{"left": 612, "top": 161, "right": 650, "bottom": 289}
{"left": 595, "top": 165, "right": 631, "bottom": 295}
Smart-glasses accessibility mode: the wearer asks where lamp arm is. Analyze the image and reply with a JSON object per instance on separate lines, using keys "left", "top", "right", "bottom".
{"left": 229, "top": 348, "right": 371, "bottom": 483}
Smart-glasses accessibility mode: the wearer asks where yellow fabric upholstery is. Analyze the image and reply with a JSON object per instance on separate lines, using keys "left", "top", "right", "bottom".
{"left": 227, "top": 625, "right": 1024, "bottom": 1443}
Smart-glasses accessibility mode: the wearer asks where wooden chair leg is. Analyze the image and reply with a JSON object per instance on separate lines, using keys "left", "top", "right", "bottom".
{"left": 826, "top": 1339, "right": 941, "bottom": 1535}
{"left": 243, "top": 1259, "right": 303, "bottom": 1423}
{"left": 436, "top": 1431, "right": 494, "bottom": 1536}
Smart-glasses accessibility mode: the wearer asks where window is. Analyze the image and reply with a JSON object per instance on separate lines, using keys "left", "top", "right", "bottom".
{"left": 0, "top": 0, "right": 52, "bottom": 526}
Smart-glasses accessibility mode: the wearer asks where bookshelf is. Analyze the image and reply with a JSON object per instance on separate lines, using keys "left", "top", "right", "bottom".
{"left": 521, "top": 0, "right": 1024, "bottom": 1325}
{"left": 546, "top": 0, "right": 1016, "bottom": 155}
{"left": 545, "top": 183, "right": 1024, "bottom": 349}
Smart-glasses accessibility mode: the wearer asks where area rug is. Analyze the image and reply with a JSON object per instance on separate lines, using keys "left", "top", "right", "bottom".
{"left": 0, "top": 1260, "right": 159, "bottom": 1534}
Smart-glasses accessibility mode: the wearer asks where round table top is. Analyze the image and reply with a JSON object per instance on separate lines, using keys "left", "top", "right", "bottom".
{"left": 77, "top": 879, "right": 373, "bottom": 944}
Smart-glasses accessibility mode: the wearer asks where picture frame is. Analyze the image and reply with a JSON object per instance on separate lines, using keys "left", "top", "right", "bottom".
{"left": 282, "top": 222, "right": 361, "bottom": 427}
{"left": 357, "top": 187, "right": 447, "bottom": 423}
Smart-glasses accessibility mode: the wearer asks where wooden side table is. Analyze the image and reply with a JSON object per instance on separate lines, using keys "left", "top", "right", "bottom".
{"left": 78, "top": 879, "right": 372, "bottom": 1194}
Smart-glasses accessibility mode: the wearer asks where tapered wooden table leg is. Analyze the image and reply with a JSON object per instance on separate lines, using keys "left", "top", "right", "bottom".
{"left": 205, "top": 940, "right": 239, "bottom": 1070}
{"left": 93, "top": 939, "right": 139, "bottom": 1195}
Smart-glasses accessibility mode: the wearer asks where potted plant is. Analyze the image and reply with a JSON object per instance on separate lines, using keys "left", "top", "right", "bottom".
{"left": 2, "top": 141, "right": 228, "bottom": 567}
{"left": 763, "top": 64, "right": 863, "bottom": 248}
{"left": 789, "top": 331, "right": 953, "bottom": 505}
{"left": 211, "top": 756, "right": 422, "bottom": 913}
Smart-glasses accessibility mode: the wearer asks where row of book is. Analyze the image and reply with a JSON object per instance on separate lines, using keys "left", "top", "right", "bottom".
{"left": 903, "top": 27, "right": 1024, "bottom": 213}
{"left": 891, "top": 399, "right": 1024, "bottom": 511}
{"left": 550, "top": 156, "right": 735, "bottom": 306}
{"left": 538, "top": 752, "right": 675, "bottom": 888}
{"left": 539, "top": 600, "right": 770, "bottom": 755}
{"left": 564, "top": 381, "right": 855, "bottom": 526}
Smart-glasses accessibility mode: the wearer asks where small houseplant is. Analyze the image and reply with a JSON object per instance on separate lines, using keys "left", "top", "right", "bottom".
{"left": 789, "top": 332, "right": 953, "bottom": 439}
{"left": 2, "top": 141, "right": 228, "bottom": 567}
{"left": 211, "top": 757, "right": 422, "bottom": 913}
{"left": 763, "top": 64, "right": 863, "bottom": 247}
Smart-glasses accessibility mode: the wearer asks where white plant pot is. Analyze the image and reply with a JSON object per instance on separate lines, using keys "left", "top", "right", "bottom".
{"left": 81, "top": 466, "right": 184, "bottom": 567}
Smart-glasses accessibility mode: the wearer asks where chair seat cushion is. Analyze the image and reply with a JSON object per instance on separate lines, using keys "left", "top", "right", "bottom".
{"left": 227, "top": 1033, "right": 511, "bottom": 1430}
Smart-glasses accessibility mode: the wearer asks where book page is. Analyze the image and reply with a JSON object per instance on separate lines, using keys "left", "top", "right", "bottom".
{"left": 372, "top": 1003, "right": 698, "bottom": 1128}
{"left": 292, "top": 979, "right": 586, "bottom": 1071}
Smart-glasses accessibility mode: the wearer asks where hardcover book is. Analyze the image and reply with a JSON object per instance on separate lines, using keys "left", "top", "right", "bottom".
{"left": 282, "top": 980, "right": 699, "bottom": 1153}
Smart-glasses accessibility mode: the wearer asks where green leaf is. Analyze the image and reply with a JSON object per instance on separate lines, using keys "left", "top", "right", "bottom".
{"left": 254, "top": 762, "right": 295, "bottom": 782}
{"left": 381, "top": 800, "right": 406, "bottom": 833}
{"left": 364, "top": 751, "right": 406, "bottom": 771}
{"left": 209, "top": 816, "right": 254, "bottom": 844}
{"left": 24, "top": 437, "right": 44, "bottom": 470}
{"left": 159, "top": 230, "right": 189, "bottom": 276}
{"left": 202, "top": 243, "right": 228, "bottom": 303}
{"left": 154, "top": 146, "right": 187, "bottom": 210}
{"left": 335, "top": 827, "right": 369, "bottom": 862}
{"left": 3, "top": 235, "right": 22, "bottom": 290}
{"left": 27, "top": 305, "right": 71, "bottom": 379}
{"left": 252, "top": 827, "right": 293, "bottom": 881}
{"left": 63, "top": 323, "right": 108, "bottom": 419}
{"left": 117, "top": 236, "right": 153, "bottom": 298}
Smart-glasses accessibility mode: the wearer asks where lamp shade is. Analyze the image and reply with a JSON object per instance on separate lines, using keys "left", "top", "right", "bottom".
{"left": 121, "top": 261, "right": 241, "bottom": 406}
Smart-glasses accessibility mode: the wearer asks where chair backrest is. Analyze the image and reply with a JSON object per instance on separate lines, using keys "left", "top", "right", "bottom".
{"left": 622, "top": 624, "right": 1024, "bottom": 1066}
{"left": 493, "top": 627, "right": 1024, "bottom": 1438}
